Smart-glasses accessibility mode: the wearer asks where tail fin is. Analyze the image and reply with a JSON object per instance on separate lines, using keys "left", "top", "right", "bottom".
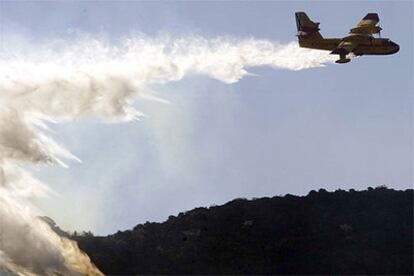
{"left": 295, "top": 12, "right": 323, "bottom": 41}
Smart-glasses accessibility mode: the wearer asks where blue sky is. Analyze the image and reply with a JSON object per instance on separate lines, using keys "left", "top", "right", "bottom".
{"left": 1, "top": 1, "right": 412, "bottom": 235}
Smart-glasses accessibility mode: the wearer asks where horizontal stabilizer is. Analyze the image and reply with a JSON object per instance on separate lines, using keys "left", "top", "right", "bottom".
{"left": 295, "top": 12, "right": 323, "bottom": 40}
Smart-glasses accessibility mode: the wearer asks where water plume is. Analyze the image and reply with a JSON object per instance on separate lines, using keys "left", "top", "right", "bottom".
{"left": 0, "top": 33, "right": 335, "bottom": 274}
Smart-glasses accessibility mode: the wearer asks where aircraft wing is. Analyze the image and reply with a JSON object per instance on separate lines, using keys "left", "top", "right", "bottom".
{"left": 331, "top": 41, "right": 358, "bottom": 56}
{"left": 350, "top": 13, "right": 382, "bottom": 35}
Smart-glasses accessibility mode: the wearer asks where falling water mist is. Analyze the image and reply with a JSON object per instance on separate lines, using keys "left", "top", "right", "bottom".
{"left": 0, "top": 33, "right": 335, "bottom": 275}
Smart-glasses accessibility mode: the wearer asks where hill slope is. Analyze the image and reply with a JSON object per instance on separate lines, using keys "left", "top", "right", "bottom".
{"left": 75, "top": 187, "right": 413, "bottom": 275}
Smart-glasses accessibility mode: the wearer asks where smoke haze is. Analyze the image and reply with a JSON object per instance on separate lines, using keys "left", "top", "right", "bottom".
{"left": 0, "top": 33, "right": 335, "bottom": 274}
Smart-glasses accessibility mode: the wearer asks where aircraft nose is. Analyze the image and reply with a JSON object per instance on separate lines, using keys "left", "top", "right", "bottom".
{"left": 392, "top": 42, "right": 400, "bottom": 53}
{"left": 395, "top": 44, "right": 400, "bottom": 53}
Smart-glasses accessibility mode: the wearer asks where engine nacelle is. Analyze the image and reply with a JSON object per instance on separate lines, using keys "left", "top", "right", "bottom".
{"left": 349, "top": 26, "right": 382, "bottom": 35}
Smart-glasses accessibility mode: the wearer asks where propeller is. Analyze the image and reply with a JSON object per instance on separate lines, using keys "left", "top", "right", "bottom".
{"left": 376, "top": 23, "right": 382, "bottom": 38}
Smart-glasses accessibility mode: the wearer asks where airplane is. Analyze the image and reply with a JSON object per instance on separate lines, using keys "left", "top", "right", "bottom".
{"left": 295, "top": 12, "right": 399, "bottom": 63}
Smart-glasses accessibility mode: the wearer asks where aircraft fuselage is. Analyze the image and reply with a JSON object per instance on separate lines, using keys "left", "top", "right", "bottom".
{"left": 299, "top": 37, "right": 399, "bottom": 56}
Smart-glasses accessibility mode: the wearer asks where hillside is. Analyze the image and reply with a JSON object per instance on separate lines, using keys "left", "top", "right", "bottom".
{"left": 74, "top": 187, "right": 413, "bottom": 275}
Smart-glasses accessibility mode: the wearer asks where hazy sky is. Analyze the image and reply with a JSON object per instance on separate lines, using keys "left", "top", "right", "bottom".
{"left": 1, "top": 1, "right": 412, "bottom": 235}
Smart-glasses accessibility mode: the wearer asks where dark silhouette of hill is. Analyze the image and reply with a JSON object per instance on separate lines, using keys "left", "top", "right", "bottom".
{"left": 74, "top": 187, "right": 413, "bottom": 275}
